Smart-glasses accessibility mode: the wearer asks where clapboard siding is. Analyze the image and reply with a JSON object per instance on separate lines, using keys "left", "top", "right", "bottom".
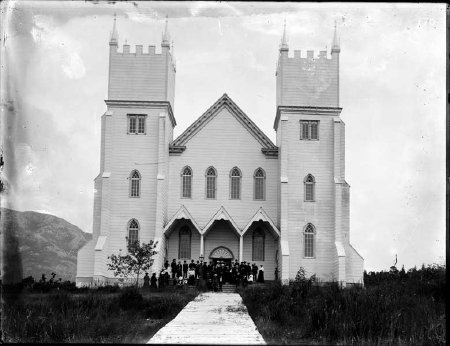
{"left": 281, "top": 113, "right": 336, "bottom": 279}
{"left": 166, "top": 226, "right": 201, "bottom": 262}
{"left": 277, "top": 52, "right": 339, "bottom": 108}
{"left": 168, "top": 107, "right": 278, "bottom": 230}
{"left": 108, "top": 46, "right": 175, "bottom": 106}
{"left": 242, "top": 227, "right": 277, "bottom": 280}
{"left": 77, "top": 34, "right": 365, "bottom": 285}
{"left": 204, "top": 221, "right": 240, "bottom": 261}
{"left": 346, "top": 245, "right": 364, "bottom": 284}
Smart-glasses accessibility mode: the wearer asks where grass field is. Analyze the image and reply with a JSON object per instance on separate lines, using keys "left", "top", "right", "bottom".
{"left": 2, "top": 285, "right": 198, "bottom": 343}
{"left": 239, "top": 264, "right": 446, "bottom": 345}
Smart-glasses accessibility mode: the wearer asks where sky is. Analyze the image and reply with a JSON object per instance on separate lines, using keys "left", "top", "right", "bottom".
{"left": 1, "top": 1, "right": 446, "bottom": 272}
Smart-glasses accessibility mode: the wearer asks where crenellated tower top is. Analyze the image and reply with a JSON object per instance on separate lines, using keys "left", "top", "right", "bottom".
{"left": 107, "top": 14, "right": 176, "bottom": 109}
{"left": 275, "top": 21, "right": 341, "bottom": 110}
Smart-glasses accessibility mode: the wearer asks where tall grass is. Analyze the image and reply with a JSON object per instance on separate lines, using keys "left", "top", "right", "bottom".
{"left": 240, "top": 264, "right": 446, "bottom": 345}
{"left": 2, "top": 287, "right": 198, "bottom": 343}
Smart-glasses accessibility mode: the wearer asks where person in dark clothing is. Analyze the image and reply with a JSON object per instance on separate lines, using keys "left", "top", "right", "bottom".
{"left": 143, "top": 272, "right": 150, "bottom": 289}
{"left": 195, "top": 261, "right": 200, "bottom": 279}
{"left": 252, "top": 263, "right": 258, "bottom": 280}
{"left": 182, "top": 260, "right": 189, "bottom": 278}
{"left": 189, "top": 259, "right": 196, "bottom": 270}
{"left": 164, "top": 260, "right": 169, "bottom": 270}
{"left": 150, "top": 273, "right": 158, "bottom": 289}
{"left": 257, "top": 265, "right": 265, "bottom": 283}
{"left": 177, "top": 261, "right": 183, "bottom": 278}
{"left": 171, "top": 259, "right": 177, "bottom": 280}
{"left": 246, "top": 262, "right": 251, "bottom": 279}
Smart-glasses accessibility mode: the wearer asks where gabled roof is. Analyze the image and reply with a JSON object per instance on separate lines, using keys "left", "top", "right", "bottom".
{"left": 164, "top": 205, "right": 202, "bottom": 235}
{"left": 242, "top": 207, "right": 280, "bottom": 239}
{"left": 172, "top": 94, "right": 276, "bottom": 150}
{"left": 202, "top": 206, "right": 241, "bottom": 237}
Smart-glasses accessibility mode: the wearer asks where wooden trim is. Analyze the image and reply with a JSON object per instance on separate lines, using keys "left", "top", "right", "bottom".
{"left": 274, "top": 105, "right": 342, "bottom": 131}
{"left": 105, "top": 99, "right": 176, "bottom": 127}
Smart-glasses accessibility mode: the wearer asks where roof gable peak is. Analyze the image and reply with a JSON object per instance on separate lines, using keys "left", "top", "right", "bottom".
{"left": 172, "top": 93, "right": 276, "bottom": 149}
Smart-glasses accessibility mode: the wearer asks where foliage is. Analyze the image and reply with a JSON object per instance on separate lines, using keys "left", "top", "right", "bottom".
{"left": 118, "top": 287, "right": 143, "bottom": 310}
{"left": 107, "top": 238, "right": 158, "bottom": 288}
{"left": 239, "top": 264, "right": 446, "bottom": 345}
{"left": 2, "top": 287, "right": 198, "bottom": 343}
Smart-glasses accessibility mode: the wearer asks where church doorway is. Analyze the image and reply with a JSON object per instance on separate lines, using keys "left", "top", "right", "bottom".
{"left": 209, "top": 246, "right": 234, "bottom": 267}
{"left": 212, "top": 258, "right": 232, "bottom": 267}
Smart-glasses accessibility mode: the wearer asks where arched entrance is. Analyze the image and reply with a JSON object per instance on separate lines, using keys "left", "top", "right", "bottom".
{"left": 209, "top": 246, "right": 234, "bottom": 266}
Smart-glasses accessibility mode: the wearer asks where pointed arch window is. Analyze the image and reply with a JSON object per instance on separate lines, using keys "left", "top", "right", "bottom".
{"left": 181, "top": 166, "right": 192, "bottom": 198}
{"left": 252, "top": 228, "right": 265, "bottom": 261}
{"left": 205, "top": 167, "right": 217, "bottom": 199}
{"left": 304, "top": 174, "right": 315, "bottom": 202}
{"left": 178, "top": 226, "right": 191, "bottom": 259}
{"left": 304, "top": 223, "right": 315, "bottom": 258}
{"left": 254, "top": 168, "right": 266, "bottom": 200}
{"left": 130, "top": 170, "right": 141, "bottom": 197}
{"left": 230, "top": 167, "right": 241, "bottom": 200}
{"left": 127, "top": 219, "right": 140, "bottom": 249}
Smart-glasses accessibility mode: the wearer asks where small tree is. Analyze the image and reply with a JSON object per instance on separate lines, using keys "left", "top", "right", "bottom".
{"left": 107, "top": 238, "right": 158, "bottom": 288}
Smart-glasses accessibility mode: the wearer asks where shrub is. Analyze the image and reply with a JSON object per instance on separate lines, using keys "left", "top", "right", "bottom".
{"left": 240, "top": 265, "right": 446, "bottom": 344}
{"left": 118, "top": 287, "right": 143, "bottom": 310}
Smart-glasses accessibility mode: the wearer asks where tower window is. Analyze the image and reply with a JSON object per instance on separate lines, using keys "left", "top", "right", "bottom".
{"left": 304, "top": 223, "right": 315, "bottom": 258}
{"left": 254, "top": 168, "right": 266, "bottom": 200}
{"left": 205, "top": 167, "right": 217, "bottom": 199}
{"left": 179, "top": 226, "right": 191, "bottom": 259}
{"left": 230, "top": 167, "right": 241, "bottom": 200}
{"left": 252, "top": 228, "right": 265, "bottom": 261}
{"left": 300, "top": 120, "right": 319, "bottom": 140}
{"left": 130, "top": 170, "right": 141, "bottom": 197}
{"left": 304, "top": 174, "right": 315, "bottom": 202}
{"left": 181, "top": 166, "right": 192, "bottom": 198}
{"left": 127, "top": 219, "right": 139, "bottom": 249}
{"left": 128, "top": 114, "right": 146, "bottom": 134}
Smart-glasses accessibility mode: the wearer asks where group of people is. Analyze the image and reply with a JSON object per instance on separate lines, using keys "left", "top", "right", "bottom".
{"left": 142, "top": 258, "right": 265, "bottom": 291}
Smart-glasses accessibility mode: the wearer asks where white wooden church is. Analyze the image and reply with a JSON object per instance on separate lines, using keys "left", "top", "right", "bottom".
{"left": 76, "top": 17, "right": 364, "bottom": 286}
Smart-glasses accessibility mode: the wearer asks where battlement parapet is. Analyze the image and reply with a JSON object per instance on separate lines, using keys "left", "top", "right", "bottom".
{"left": 284, "top": 49, "right": 338, "bottom": 61}
{"left": 111, "top": 44, "right": 171, "bottom": 57}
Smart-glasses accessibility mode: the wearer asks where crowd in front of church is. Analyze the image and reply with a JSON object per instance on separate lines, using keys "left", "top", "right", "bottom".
{"left": 143, "top": 258, "right": 268, "bottom": 291}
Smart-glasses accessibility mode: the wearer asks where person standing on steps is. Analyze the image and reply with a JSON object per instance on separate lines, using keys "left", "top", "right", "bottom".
{"left": 182, "top": 260, "right": 188, "bottom": 279}
{"left": 177, "top": 261, "right": 183, "bottom": 279}
{"left": 257, "top": 265, "right": 265, "bottom": 283}
{"left": 171, "top": 259, "right": 177, "bottom": 284}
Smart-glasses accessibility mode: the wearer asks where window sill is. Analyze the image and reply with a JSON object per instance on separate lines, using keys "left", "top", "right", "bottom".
{"left": 303, "top": 256, "right": 315, "bottom": 259}
{"left": 304, "top": 200, "right": 315, "bottom": 203}
{"left": 299, "top": 139, "right": 319, "bottom": 141}
{"left": 129, "top": 196, "right": 141, "bottom": 198}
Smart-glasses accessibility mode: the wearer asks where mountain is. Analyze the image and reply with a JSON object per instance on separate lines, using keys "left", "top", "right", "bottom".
{"left": 1, "top": 208, "right": 92, "bottom": 283}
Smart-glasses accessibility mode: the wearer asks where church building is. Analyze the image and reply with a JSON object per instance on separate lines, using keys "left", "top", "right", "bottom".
{"left": 76, "top": 17, "right": 364, "bottom": 286}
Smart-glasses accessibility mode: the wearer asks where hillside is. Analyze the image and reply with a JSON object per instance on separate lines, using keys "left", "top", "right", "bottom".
{"left": 1, "top": 208, "right": 92, "bottom": 283}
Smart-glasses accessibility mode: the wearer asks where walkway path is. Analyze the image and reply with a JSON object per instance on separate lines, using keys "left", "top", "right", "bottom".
{"left": 148, "top": 292, "right": 266, "bottom": 345}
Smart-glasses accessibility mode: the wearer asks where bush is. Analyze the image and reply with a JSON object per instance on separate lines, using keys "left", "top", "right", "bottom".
{"left": 2, "top": 287, "right": 198, "bottom": 343}
{"left": 240, "top": 265, "right": 446, "bottom": 344}
{"left": 118, "top": 287, "right": 144, "bottom": 310}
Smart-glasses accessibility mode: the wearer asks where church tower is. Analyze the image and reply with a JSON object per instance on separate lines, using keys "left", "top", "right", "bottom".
{"left": 275, "top": 22, "right": 363, "bottom": 285}
{"left": 76, "top": 16, "right": 177, "bottom": 285}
